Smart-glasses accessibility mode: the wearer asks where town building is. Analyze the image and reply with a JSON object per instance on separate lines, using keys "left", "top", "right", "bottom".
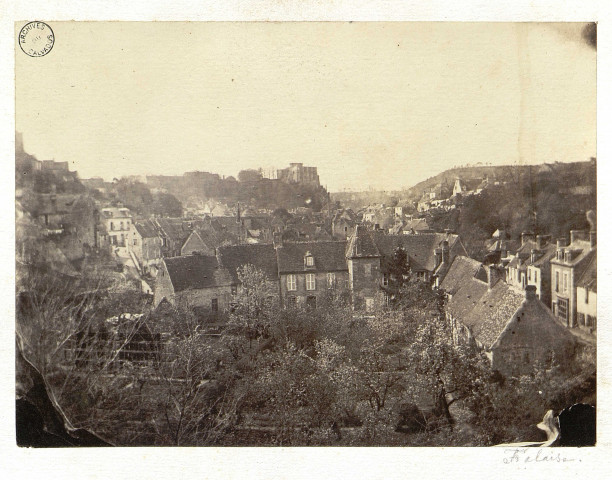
{"left": 550, "top": 228, "right": 596, "bottom": 329}
{"left": 331, "top": 209, "right": 357, "bottom": 240}
{"left": 505, "top": 233, "right": 556, "bottom": 306}
{"left": 576, "top": 254, "right": 596, "bottom": 336}
{"left": 276, "top": 241, "right": 349, "bottom": 309}
{"left": 277, "top": 163, "right": 320, "bottom": 187}
{"left": 153, "top": 226, "right": 467, "bottom": 314}
{"left": 99, "top": 206, "right": 132, "bottom": 257}
{"left": 129, "top": 220, "right": 163, "bottom": 275}
{"left": 441, "top": 258, "right": 576, "bottom": 377}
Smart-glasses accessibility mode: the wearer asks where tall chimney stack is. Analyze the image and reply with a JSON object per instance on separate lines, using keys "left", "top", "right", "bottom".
{"left": 525, "top": 285, "right": 537, "bottom": 302}
{"left": 487, "top": 265, "right": 502, "bottom": 290}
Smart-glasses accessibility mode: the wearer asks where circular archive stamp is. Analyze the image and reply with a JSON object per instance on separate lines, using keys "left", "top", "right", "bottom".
{"left": 19, "top": 22, "right": 54, "bottom": 57}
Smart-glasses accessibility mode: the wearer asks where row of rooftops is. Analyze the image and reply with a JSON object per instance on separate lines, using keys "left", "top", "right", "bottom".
{"left": 162, "top": 228, "right": 463, "bottom": 293}
{"left": 441, "top": 256, "right": 571, "bottom": 350}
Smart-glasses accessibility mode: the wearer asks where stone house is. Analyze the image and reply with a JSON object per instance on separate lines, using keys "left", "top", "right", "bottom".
{"left": 129, "top": 220, "right": 163, "bottom": 275}
{"left": 505, "top": 233, "right": 556, "bottom": 307}
{"left": 181, "top": 230, "right": 217, "bottom": 256}
{"left": 575, "top": 253, "right": 596, "bottom": 336}
{"left": 154, "top": 254, "right": 233, "bottom": 317}
{"left": 331, "top": 209, "right": 357, "bottom": 240}
{"left": 346, "top": 226, "right": 466, "bottom": 310}
{"left": 100, "top": 206, "right": 132, "bottom": 257}
{"left": 153, "top": 226, "right": 468, "bottom": 314}
{"left": 276, "top": 241, "right": 349, "bottom": 309}
{"left": 550, "top": 229, "right": 596, "bottom": 328}
{"left": 442, "top": 258, "right": 575, "bottom": 377}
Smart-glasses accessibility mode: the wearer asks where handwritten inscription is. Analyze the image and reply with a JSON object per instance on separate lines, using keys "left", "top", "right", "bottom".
{"left": 502, "top": 448, "right": 577, "bottom": 464}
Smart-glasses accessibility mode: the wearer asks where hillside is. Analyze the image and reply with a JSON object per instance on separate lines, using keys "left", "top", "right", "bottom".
{"left": 403, "top": 160, "right": 596, "bottom": 201}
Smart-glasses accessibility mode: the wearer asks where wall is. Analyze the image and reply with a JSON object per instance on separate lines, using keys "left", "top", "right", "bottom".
{"left": 491, "top": 298, "right": 575, "bottom": 377}
{"left": 348, "top": 257, "right": 382, "bottom": 309}
{"left": 279, "top": 271, "right": 348, "bottom": 307}
{"left": 576, "top": 286, "right": 597, "bottom": 333}
{"left": 181, "top": 232, "right": 214, "bottom": 256}
{"left": 550, "top": 263, "right": 575, "bottom": 327}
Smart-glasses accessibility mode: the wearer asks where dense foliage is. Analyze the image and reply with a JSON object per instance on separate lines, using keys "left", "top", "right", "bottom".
{"left": 16, "top": 261, "right": 595, "bottom": 446}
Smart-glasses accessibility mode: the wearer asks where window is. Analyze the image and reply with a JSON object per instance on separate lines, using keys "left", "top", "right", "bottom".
{"left": 306, "top": 273, "right": 316, "bottom": 291}
{"left": 585, "top": 288, "right": 589, "bottom": 304}
{"left": 287, "top": 274, "right": 297, "bottom": 291}
{"left": 563, "top": 273, "right": 568, "bottom": 293}
{"left": 364, "top": 264, "right": 372, "bottom": 276}
{"left": 110, "top": 222, "right": 115, "bottom": 231}
{"left": 120, "top": 221, "right": 124, "bottom": 230}
{"left": 534, "top": 270, "right": 538, "bottom": 283}
{"left": 557, "top": 298, "right": 568, "bottom": 322}
{"left": 365, "top": 297, "right": 374, "bottom": 312}
{"left": 305, "top": 253, "right": 314, "bottom": 267}
{"left": 344, "top": 226, "right": 348, "bottom": 233}
{"left": 288, "top": 296, "right": 297, "bottom": 308}
{"left": 327, "top": 272, "right": 336, "bottom": 289}
{"left": 306, "top": 295, "right": 317, "bottom": 310}
{"left": 211, "top": 298, "right": 218, "bottom": 313}
{"left": 382, "top": 273, "right": 389, "bottom": 286}
{"left": 555, "top": 271, "right": 559, "bottom": 292}
{"left": 133, "top": 239, "right": 138, "bottom": 246}
{"left": 528, "top": 270, "right": 531, "bottom": 281}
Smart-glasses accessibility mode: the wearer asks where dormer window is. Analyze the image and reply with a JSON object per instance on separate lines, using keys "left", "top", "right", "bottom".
{"left": 305, "top": 251, "right": 314, "bottom": 267}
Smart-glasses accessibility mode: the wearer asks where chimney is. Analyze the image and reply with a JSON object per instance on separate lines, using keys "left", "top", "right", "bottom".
{"left": 525, "top": 285, "right": 537, "bottom": 301}
{"left": 557, "top": 238, "right": 567, "bottom": 249}
{"left": 531, "top": 249, "right": 538, "bottom": 264}
{"left": 570, "top": 230, "right": 579, "bottom": 244}
{"left": 273, "top": 231, "right": 283, "bottom": 248}
{"left": 521, "top": 232, "right": 534, "bottom": 246}
{"left": 441, "top": 240, "right": 450, "bottom": 264}
{"left": 434, "top": 248, "right": 442, "bottom": 268}
{"left": 487, "top": 265, "right": 502, "bottom": 290}
{"left": 590, "top": 230, "right": 596, "bottom": 248}
{"left": 536, "top": 235, "right": 544, "bottom": 250}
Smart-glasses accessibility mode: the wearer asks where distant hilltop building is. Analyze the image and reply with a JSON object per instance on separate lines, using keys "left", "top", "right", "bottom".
{"left": 277, "top": 163, "right": 320, "bottom": 188}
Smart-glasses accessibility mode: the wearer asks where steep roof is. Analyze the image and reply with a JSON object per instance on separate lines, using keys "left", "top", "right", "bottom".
{"left": 155, "top": 218, "right": 191, "bottom": 241}
{"left": 440, "top": 256, "right": 482, "bottom": 295}
{"left": 466, "top": 283, "right": 525, "bottom": 348}
{"left": 276, "top": 241, "right": 348, "bottom": 273}
{"left": 491, "top": 292, "right": 575, "bottom": 351}
{"left": 373, "top": 232, "right": 461, "bottom": 271}
{"left": 163, "top": 254, "right": 231, "bottom": 292}
{"left": 577, "top": 253, "right": 597, "bottom": 293}
{"left": 346, "top": 225, "right": 380, "bottom": 258}
{"left": 134, "top": 219, "right": 159, "bottom": 238}
{"left": 217, "top": 243, "right": 278, "bottom": 283}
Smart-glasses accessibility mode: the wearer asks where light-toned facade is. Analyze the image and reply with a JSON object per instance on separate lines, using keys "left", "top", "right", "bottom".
{"left": 550, "top": 230, "right": 596, "bottom": 328}
{"left": 100, "top": 206, "right": 132, "bottom": 257}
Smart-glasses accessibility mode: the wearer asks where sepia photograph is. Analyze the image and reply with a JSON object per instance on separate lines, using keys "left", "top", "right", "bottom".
{"left": 14, "top": 20, "right": 597, "bottom": 450}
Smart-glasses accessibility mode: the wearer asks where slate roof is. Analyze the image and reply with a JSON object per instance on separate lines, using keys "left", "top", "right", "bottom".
{"left": 155, "top": 218, "right": 191, "bottom": 241}
{"left": 346, "top": 225, "right": 380, "bottom": 258}
{"left": 134, "top": 219, "right": 159, "bottom": 238}
{"left": 276, "top": 241, "right": 348, "bottom": 273}
{"left": 466, "top": 283, "right": 525, "bottom": 348}
{"left": 445, "top": 263, "right": 525, "bottom": 349}
{"left": 164, "top": 254, "right": 231, "bottom": 292}
{"left": 440, "top": 256, "right": 482, "bottom": 295}
{"left": 217, "top": 243, "right": 278, "bottom": 283}
{"left": 373, "top": 232, "right": 463, "bottom": 271}
{"left": 577, "top": 253, "right": 597, "bottom": 293}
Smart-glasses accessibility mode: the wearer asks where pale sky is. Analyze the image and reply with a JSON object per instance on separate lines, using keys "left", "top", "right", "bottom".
{"left": 16, "top": 22, "right": 596, "bottom": 191}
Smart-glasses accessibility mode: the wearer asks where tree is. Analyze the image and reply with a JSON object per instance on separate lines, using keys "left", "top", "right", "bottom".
{"left": 237, "top": 169, "right": 263, "bottom": 183}
{"left": 151, "top": 192, "right": 183, "bottom": 217}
